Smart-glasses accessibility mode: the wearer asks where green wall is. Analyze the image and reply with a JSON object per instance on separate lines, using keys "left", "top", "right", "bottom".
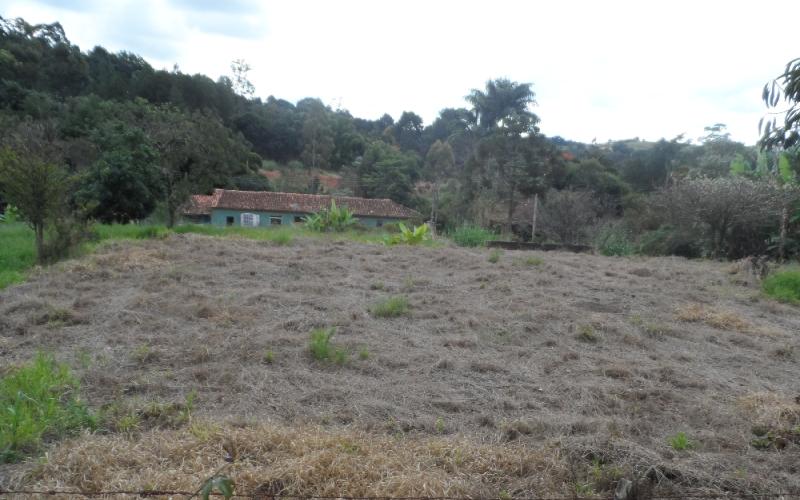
{"left": 209, "top": 208, "right": 400, "bottom": 228}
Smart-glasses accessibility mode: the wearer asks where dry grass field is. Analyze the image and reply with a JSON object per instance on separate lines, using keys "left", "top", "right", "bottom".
{"left": 1, "top": 233, "right": 799, "bottom": 497}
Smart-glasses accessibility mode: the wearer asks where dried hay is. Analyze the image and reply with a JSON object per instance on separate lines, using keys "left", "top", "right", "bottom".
{"left": 675, "top": 304, "right": 751, "bottom": 331}
{"left": 10, "top": 422, "right": 569, "bottom": 497}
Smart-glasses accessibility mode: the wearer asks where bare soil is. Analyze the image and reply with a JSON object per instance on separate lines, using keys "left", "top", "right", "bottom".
{"left": 1, "top": 234, "right": 799, "bottom": 496}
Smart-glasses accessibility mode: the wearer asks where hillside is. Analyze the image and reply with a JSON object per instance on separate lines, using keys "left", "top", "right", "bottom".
{"left": 1, "top": 234, "right": 799, "bottom": 496}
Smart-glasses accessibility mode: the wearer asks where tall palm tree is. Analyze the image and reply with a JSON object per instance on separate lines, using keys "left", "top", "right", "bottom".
{"left": 466, "top": 79, "right": 540, "bottom": 134}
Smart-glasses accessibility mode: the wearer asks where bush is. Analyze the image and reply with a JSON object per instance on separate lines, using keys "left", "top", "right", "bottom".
{"left": 40, "top": 217, "right": 91, "bottom": 264}
{"left": 595, "top": 224, "right": 634, "bottom": 257}
{"left": 308, "top": 328, "right": 347, "bottom": 364}
{"left": 488, "top": 249, "right": 502, "bottom": 263}
{"left": 0, "top": 205, "right": 19, "bottom": 224}
{"left": 637, "top": 225, "right": 701, "bottom": 258}
{"left": 668, "top": 432, "right": 693, "bottom": 451}
{"left": 1, "top": 353, "right": 95, "bottom": 463}
{"left": 450, "top": 225, "right": 495, "bottom": 247}
{"left": 762, "top": 269, "right": 800, "bottom": 303}
{"left": 304, "top": 200, "right": 357, "bottom": 232}
{"left": 309, "top": 328, "right": 336, "bottom": 360}
{"left": 370, "top": 296, "right": 409, "bottom": 318}
{"left": 383, "top": 223, "right": 429, "bottom": 245}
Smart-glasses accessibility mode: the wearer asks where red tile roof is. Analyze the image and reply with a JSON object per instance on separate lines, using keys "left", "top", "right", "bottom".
{"left": 183, "top": 193, "right": 220, "bottom": 216}
{"left": 184, "top": 189, "right": 420, "bottom": 219}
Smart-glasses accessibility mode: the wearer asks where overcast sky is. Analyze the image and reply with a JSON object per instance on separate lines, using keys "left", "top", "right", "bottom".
{"left": 3, "top": 0, "right": 799, "bottom": 145}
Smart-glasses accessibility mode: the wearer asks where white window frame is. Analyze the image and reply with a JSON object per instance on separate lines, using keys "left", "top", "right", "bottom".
{"left": 240, "top": 212, "right": 260, "bottom": 227}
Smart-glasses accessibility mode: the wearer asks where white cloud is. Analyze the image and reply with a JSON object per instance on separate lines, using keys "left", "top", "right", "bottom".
{"left": 3, "top": 0, "right": 799, "bottom": 144}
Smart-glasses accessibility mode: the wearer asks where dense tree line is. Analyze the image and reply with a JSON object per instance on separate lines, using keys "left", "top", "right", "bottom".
{"left": 1, "top": 16, "right": 799, "bottom": 262}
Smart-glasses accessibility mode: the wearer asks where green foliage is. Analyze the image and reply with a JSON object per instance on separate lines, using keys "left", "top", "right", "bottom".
{"left": 357, "top": 141, "right": 419, "bottom": 205}
{"left": 577, "top": 325, "right": 598, "bottom": 343}
{"left": 0, "top": 205, "right": 20, "bottom": 223}
{"left": 450, "top": 225, "right": 496, "bottom": 247}
{"left": 309, "top": 327, "right": 343, "bottom": 362}
{"left": 761, "top": 57, "right": 800, "bottom": 150}
{"left": 199, "top": 475, "right": 235, "bottom": 500}
{"left": 0, "top": 222, "right": 35, "bottom": 289}
{"left": 519, "top": 256, "right": 543, "bottom": 266}
{"left": 0, "top": 144, "right": 70, "bottom": 264}
{"left": 304, "top": 200, "right": 357, "bottom": 232}
{"left": 1, "top": 353, "right": 95, "bottom": 463}
{"left": 358, "top": 347, "right": 370, "bottom": 360}
{"left": 488, "top": 249, "right": 502, "bottom": 263}
{"left": 762, "top": 269, "right": 800, "bottom": 303}
{"left": 435, "top": 416, "right": 445, "bottom": 434}
{"left": 75, "top": 121, "right": 161, "bottom": 223}
{"left": 383, "top": 223, "right": 429, "bottom": 245}
{"left": 668, "top": 432, "right": 693, "bottom": 451}
{"left": 263, "top": 349, "right": 275, "bottom": 364}
{"left": 595, "top": 224, "right": 634, "bottom": 257}
{"left": 370, "top": 296, "right": 410, "bottom": 318}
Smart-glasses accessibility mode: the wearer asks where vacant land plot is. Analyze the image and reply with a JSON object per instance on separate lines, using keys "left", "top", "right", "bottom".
{"left": 1, "top": 234, "right": 799, "bottom": 497}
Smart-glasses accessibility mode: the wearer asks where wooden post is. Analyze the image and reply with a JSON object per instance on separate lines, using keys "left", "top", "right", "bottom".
{"left": 530, "top": 193, "right": 538, "bottom": 242}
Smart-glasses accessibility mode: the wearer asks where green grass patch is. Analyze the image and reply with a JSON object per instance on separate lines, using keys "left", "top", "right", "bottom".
{"left": 450, "top": 225, "right": 496, "bottom": 247}
{"left": 308, "top": 328, "right": 347, "bottom": 364}
{"left": 92, "top": 223, "right": 170, "bottom": 241}
{"left": 0, "top": 221, "right": 398, "bottom": 290}
{"left": 0, "top": 223, "right": 36, "bottom": 290}
{"left": 518, "top": 256, "right": 543, "bottom": 267}
{"left": 668, "top": 432, "right": 693, "bottom": 451}
{"left": 488, "top": 249, "right": 502, "bottom": 264}
{"left": 370, "top": 296, "right": 410, "bottom": 318}
{"left": 0, "top": 353, "right": 95, "bottom": 463}
{"left": 762, "top": 268, "right": 800, "bottom": 303}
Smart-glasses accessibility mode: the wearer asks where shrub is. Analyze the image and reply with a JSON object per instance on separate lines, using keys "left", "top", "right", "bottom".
{"left": 577, "top": 325, "right": 599, "bottom": 342}
{"left": 451, "top": 225, "right": 495, "bottom": 247}
{"left": 0, "top": 205, "right": 19, "bottom": 224}
{"left": 309, "top": 328, "right": 336, "bottom": 360}
{"left": 762, "top": 269, "right": 800, "bottom": 303}
{"left": 1, "top": 353, "right": 95, "bottom": 463}
{"left": 359, "top": 347, "right": 370, "bottom": 360}
{"left": 383, "top": 223, "right": 429, "bottom": 245}
{"left": 519, "top": 256, "right": 543, "bottom": 267}
{"left": 488, "top": 249, "right": 502, "bottom": 264}
{"left": 668, "top": 432, "right": 693, "bottom": 451}
{"left": 637, "top": 225, "right": 701, "bottom": 258}
{"left": 595, "top": 224, "right": 634, "bottom": 256}
{"left": 304, "top": 200, "right": 357, "bottom": 232}
{"left": 370, "top": 296, "right": 409, "bottom": 318}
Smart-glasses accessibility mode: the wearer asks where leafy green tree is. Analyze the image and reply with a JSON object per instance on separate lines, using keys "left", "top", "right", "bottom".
{"left": 0, "top": 123, "right": 69, "bottom": 263}
{"left": 144, "top": 106, "right": 257, "bottom": 226}
{"left": 358, "top": 142, "right": 418, "bottom": 205}
{"left": 392, "top": 111, "right": 425, "bottom": 153}
{"left": 230, "top": 58, "right": 255, "bottom": 98}
{"left": 466, "top": 79, "right": 549, "bottom": 231}
{"left": 76, "top": 122, "right": 161, "bottom": 223}
{"left": 761, "top": 57, "right": 800, "bottom": 150}
{"left": 299, "top": 99, "right": 334, "bottom": 169}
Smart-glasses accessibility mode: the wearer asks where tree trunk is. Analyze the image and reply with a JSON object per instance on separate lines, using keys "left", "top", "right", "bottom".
{"left": 34, "top": 222, "right": 45, "bottom": 265}
{"left": 779, "top": 205, "right": 788, "bottom": 262}
{"left": 530, "top": 193, "right": 538, "bottom": 242}
{"left": 430, "top": 181, "right": 439, "bottom": 237}
{"left": 506, "top": 189, "right": 515, "bottom": 236}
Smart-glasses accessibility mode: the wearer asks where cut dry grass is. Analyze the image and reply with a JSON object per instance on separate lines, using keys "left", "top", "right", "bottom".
{"left": 675, "top": 303, "right": 751, "bottom": 331}
{"left": 8, "top": 422, "right": 569, "bottom": 497}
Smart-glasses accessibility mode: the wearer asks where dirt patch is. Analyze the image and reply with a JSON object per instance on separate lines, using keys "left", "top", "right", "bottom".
{"left": 1, "top": 233, "right": 800, "bottom": 495}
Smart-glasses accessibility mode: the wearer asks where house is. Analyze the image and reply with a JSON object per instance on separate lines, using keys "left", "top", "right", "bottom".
{"left": 182, "top": 189, "right": 420, "bottom": 228}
